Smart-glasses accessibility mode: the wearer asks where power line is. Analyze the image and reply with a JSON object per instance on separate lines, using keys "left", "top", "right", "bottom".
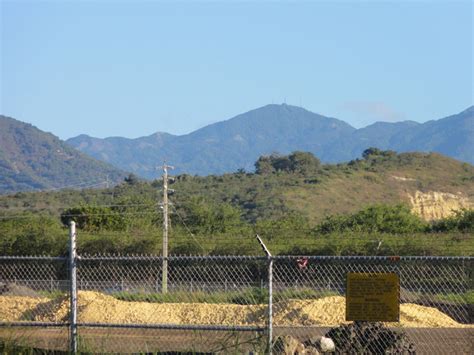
{"left": 2, "top": 203, "right": 159, "bottom": 212}
{"left": 170, "top": 204, "right": 205, "bottom": 253}
{"left": 0, "top": 211, "right": 159, "bottom": 220}
{"left": 2, "top": 179, "right": 110, "bottom": 193}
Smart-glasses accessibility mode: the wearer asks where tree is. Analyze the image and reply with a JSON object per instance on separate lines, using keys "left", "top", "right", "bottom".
{"left": 184, "top": 197, "right": 244, "bottom": 234}
{"left": 60, "top": 206, "right": 128, "bottom": 231}
{"left": 271, "top": 155, "right": 292, "bottom": 172}
{"left": 255, "top": 151, "right": 321, "bottom": 175}
{"left": 431, "top": 209, "right": 474, "bottom": 233}
{"left": 362, "top": 147, "right": 383, "bottom": 159}
{"left": 288, "top": 151, "right": 320, "bottom": 174}
{"left": 315, "top": 204, "right": 427, "bottom": 234}
{"left": 362, "top": 147, "right": 397, "bottom": 160}
{"left": 124, "top": 173, "right": 140, "bottom": 185}
{"left": 255, "top": 156, "right": 275, "bottom": 174}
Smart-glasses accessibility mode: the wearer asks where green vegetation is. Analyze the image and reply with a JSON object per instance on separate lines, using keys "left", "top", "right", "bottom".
{"left": 0, "top": 150, "right": 473, "bottom": 256}
{"left": 430, "top": 209, "right": 474, "bottom": 233}
{"left": 255, "top": 151, "right": 320, "bottom": 175}
{"left": 0, "top": 115, "right": 125, "bottom": 194}
{"left": 434, "top": 290, "right": 474, "bottom": 305}
{"left": 315, "top": 204, "right": 427, "bottom": 234}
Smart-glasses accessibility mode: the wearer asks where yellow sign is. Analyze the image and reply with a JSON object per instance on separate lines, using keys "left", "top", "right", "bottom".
{"left": 346, "top": 272, "right": 399, "bottom": 322}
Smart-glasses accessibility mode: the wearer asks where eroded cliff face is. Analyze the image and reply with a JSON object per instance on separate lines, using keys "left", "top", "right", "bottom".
{"left": 408, "top": 191, "right": 472, "bottom": 221}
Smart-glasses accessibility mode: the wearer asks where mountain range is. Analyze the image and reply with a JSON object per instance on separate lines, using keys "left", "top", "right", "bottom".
{"left": 0, "top": 104, "right": 472, "bottom": 194}
{"left": 67, "top": 104, "right": 474, "bottom": 178}
{"left": 0, "top": 115, "right": 125, "bottom": 194}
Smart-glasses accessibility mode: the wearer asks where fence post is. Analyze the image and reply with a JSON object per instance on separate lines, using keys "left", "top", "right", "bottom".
{"left": 69, "top": 221, "right": 78, "bottom": 353}
{"left": 256, "top": 235, "right": 273, "bottom": 354}
{"left": 267, "top": 255, "right": 273, "bottom": 355}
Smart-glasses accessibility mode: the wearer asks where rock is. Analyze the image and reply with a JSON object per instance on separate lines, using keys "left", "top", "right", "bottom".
{"left": 320, "top": 336, "right": 335, "bottom": 352}
{"left": 324, "top": 322, "right": 416, "bottom": 354}
{"left": 274, "top": 335, "right": 301, "bottom": 354}
{"left": 303, "top": 346, "right": 320, "bottom": 355}
{"left": 295, "top": 342, "right": 305, "bottom": 354}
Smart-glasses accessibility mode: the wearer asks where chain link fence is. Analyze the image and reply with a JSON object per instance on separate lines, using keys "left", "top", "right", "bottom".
{"left": 271, "top": 256, "right": 473, "bottom": 354}
{"left": 0, "top": 256, "right": 70, "bottom": 352}
{"left": 1, "top": 254, "right": 472, "bottom": 353}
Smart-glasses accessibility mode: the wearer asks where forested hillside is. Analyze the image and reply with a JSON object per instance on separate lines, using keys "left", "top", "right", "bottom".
{"left": 1, "top": 150, "right": 472, "bottom": 257}
{"left": 0, "top": 115, "right": 126, "bottom": 194}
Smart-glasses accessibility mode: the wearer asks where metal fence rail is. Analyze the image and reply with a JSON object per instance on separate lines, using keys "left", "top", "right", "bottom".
{"left": 1, "top": 248, "right": 472, "bottom": 353}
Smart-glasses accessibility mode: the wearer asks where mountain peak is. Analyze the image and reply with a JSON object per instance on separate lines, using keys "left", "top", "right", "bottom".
{"left": 64, "top": 104, "right": 473, "bottom": 178}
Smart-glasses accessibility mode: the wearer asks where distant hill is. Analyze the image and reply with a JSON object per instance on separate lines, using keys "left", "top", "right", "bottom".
{"left": 67, "top": 104, "right": 355, "bottom": 177}
{"left": 0, "top": 115, "right": 126, "bottom": 194}
{"left": 350, "top": 106, "right": 474, "bottom": 162}
{"left": 1, "top": 150, "right": 472, "bottom": 224}
{"left": 67, "top": 104, "right": 474, "bottom": 178}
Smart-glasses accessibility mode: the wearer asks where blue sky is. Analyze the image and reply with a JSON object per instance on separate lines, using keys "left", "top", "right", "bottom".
{"left": 1, "top": 0, "right": 472, "bottom": 139}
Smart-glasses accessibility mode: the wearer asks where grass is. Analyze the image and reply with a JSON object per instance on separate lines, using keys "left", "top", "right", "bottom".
{"left": 433, "top": 290, "right": 474, "bottom": 305}
{"left": 0, "top": 329, "right": 69, "bottom": 354}
{"left": 37, "top": 290, "right": 66, "bottom": 300}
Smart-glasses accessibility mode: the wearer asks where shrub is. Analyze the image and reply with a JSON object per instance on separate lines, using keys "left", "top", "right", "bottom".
{"left": 315, "top": 204, "right": 427, "bottom": 234}
{"left": 431, "top": 209, "right": 474, "bottom": 233}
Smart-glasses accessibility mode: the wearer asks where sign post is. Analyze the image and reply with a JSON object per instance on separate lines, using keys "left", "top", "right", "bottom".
{"left": 346, "top": 273, "right": 399, "bottom": 322}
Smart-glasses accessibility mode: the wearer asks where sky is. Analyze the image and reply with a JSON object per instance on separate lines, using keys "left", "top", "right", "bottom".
{"left": 1, "top": 0, "right": 472, "bottom": 140}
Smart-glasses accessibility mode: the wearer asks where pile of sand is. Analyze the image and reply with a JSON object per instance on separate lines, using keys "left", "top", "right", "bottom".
{"left": 0, "top": 295, "right": 49, "bottom": 321}
{"left": 0, "top": 291, "right": 466, "bottom": 328}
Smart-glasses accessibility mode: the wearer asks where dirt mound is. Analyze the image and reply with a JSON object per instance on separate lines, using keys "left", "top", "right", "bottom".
{"left": 0, "top": 295, "right": 48, "bottom": 322}
{"left": 273, "top": 296, "right": 463, "bottom": 328}
{"left": 273, "top": 296, "right": 346, "bottom": 326}
{"left": 408, "top": 191, "right": 472, "bottom": 220}
{"left": 399, "top": 303, "right": 462, "bottom": 328}
{"left": 0, "top": 291, "right": 467, "bottom": 328}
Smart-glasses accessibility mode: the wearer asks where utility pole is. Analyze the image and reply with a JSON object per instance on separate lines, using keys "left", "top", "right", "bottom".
{"left": 161, "top": 163, "right": 174, "bottom": 293}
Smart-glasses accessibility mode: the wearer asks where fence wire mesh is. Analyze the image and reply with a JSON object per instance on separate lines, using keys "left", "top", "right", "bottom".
{"left": 271, "top": 256, "right": 473, "bottom": 354}
{"left": 75, "top": 255, "right": 268, "bottom": 353}
{"left": 0, "top": 256, "right": 70, "bottom": 351}
{"left": 0, "top": 255, "right": 472, "bottom": 354}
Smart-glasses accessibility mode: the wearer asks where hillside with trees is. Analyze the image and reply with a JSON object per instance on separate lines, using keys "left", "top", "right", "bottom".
{"left": 0, "top": 150, "right": 472, "bottom": 257}
{"left": 0, "top": 115, "right": 126, "bottom": 194}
